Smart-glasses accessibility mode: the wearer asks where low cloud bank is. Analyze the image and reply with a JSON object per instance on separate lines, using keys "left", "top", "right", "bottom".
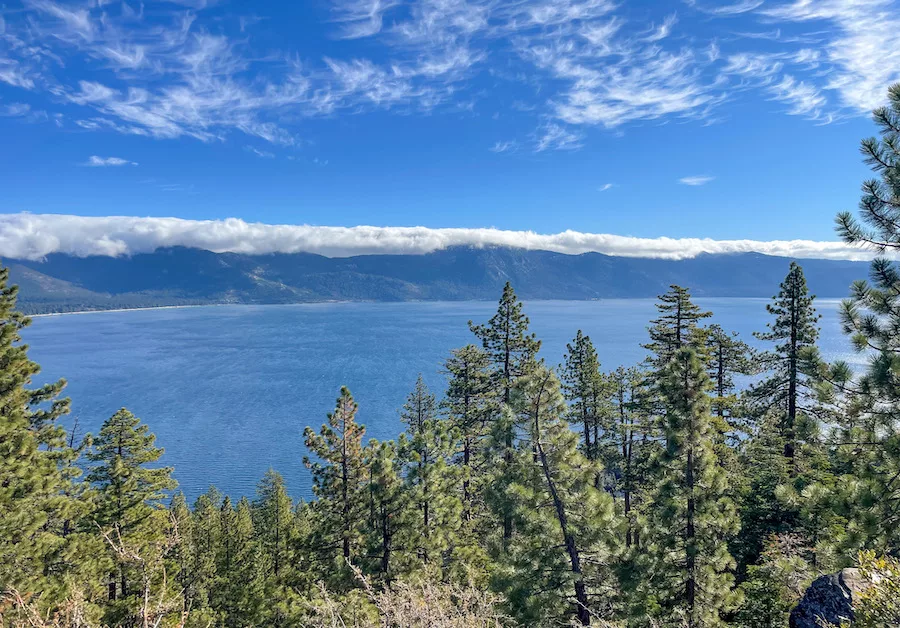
{"left": 0, "top": 213, "right": 872, "bottom": 262}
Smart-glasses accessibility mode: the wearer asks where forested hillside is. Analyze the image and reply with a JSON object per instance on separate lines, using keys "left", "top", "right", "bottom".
{"left": 6, "top": 248, "right": 870, "bottom": 314}
{"left": 3, "top": 87, "right": 900, "bottom": 628}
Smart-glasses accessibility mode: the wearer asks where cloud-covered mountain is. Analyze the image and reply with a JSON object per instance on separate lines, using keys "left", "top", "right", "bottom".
{"left": 0, "top": 214, "right": 873, "bottom": 261}
{"left": 6, "top": 245, "right": 871, "bottom": 314}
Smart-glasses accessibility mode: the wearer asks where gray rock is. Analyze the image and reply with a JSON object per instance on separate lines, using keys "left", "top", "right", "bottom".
{"left": 789, "top": 568, "right": 871, "bottom": 628}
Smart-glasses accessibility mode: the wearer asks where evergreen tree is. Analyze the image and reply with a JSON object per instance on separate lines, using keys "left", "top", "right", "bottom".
{"left": 561, "top": 330, "right": 605, "bottom": 459}
{"left": 704, "top": 325, "right": 753, "bottom": 430}
{"left": 253, "top": 470, "right": 294, "bottom": 581}
{"left": 605, "top": 365, "right": 654, "bottom": 550}
{"left": 746, "top": 262, "right": 820, "bottom": 470}
{"left": 824, "top": 83, "right": 900, "bottom": 557}
{"left": 469, "top": 282, "right": 541, "bottom": 406}
{"left": 0, "top": 264, "right": 84, "bottom": 607}
{"left": 86, "top": 407, "right": 176, "bottom": 607}
{"left": 190, "top": 486, "right": 223, "bottom": 616}
{"left": 170, "top": 492, "right": 195, "bottom": 616}
{"left": 497, "top": 366, "right": 618, "bottom": 626}
{"left": 219, "top": 497, "right": 265, "bottom": 626}
{"left": 731, "top": 415, "right": 795, "bottom": 574}
{"left": 644, "top": 285, "right": 711, "bottom": 369}
{"left": 645, "top": 348, "right": 738, "bottom": 627}
{"left": 470, "top": 282, "right": 541, "bottom": 541}
{"left": 362, "top": 439, "right": 409, "bottom": 580}
{"left": 303, "top": 387, "right": 367, "bottom": 566}
{"left": 397, "top": 375, "right": 461, "bottom": 570}
{"left": 443, "top": 344, "right": 493, "bottom": 521}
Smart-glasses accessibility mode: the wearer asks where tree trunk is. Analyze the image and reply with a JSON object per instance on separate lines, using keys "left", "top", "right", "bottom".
{"left": 534, "top": 375, "right": 591, "bottom": 625}
{"left": 786, "top": 290, "right": 798, "bottom": 470}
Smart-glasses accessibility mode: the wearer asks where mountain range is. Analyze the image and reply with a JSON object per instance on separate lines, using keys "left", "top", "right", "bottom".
{"left": 3, "top": 246, "right": 872, "bottom": 314}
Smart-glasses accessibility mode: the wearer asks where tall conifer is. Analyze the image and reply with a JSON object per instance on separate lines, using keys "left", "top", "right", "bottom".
{"left": 646, "top": 348, "right": 738, "bottom": 627}
{"left": 747, "top": 263, "right": 820, "bottom": 470}
{"left": 303, "top": 387, "right": 367, "bottom": 565}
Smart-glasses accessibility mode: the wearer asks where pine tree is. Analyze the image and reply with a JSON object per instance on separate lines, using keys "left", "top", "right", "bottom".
{"left": 646, "top": 348, "right": 738, "bottom": 627}
{"left": 731, "top": 415, "right": 794, "bottom": 574}
{"left": 169, "top": 492, "right": 195, "bottom": 616}
{"left": 825, "top": 83, "right": 900, "bottom": 557}
{"left": 219, "top": 496, "right": 265, "bottom": 627}
{"left": 644, "top": 285, "right": 712, "bottom": 369}
{"left": 0, "top": 263, "right": 85, "bottom": 607}
{"left": 190, "top": 486, "right": 223, "bottom": 615}
{"left": 497, "top": 366, "right": 618, "bottom": 626}
{"left": 443, "top": 344, "right": 493, "bottom": 521}
{"left": 253, "top": 470, "right": 294, "bottom": 581}
{"left": 747, "top": 262, "right": 820, "bottom": 471}
{"left": 469, "top": 282, "right": 541, "bottom": 541}
{"left": 605, "top": 365, "right": 654, "bottom": 550}
{"left": 362, "top": 439, "right": 409, "bottom": 579}
{"left": 397, "top": 375, "right": 461, "bottom": 570}
{"left": 561, "top": 330, "right": 605, "bottom": 459}
{"left": 469, "top": 282, "right": 541, "bottom": 406}
{"left": 303, "top": 387, "right": 367, "bottom": 566}
{"left": 704, "top": 325, "right": 753, "bottom": 430}
{"left": 86, "top": 407, "right": 177, "bottom": 607}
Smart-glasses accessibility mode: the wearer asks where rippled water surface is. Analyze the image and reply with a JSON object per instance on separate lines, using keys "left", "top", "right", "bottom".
{"left": 25, "top": 299, "right": 860, "bottom": 501}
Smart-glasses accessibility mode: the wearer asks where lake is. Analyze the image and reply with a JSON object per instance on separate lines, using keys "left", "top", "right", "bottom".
{"left": 25, "top": 299, "right": 862, "bottom": 501}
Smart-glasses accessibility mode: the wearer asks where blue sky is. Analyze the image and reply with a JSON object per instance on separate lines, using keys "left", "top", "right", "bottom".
{"left": 1, "top": 0, "right": 899, "bottom": 248}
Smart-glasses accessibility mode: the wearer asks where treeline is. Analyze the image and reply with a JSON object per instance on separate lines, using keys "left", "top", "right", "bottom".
{"left": 2, "top": 86, "right": 900, "bottom": 628}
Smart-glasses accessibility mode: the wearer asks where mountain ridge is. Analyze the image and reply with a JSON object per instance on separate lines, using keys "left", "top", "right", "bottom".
{"left": 4, "top": 245, "right": 872, "bottom": 314}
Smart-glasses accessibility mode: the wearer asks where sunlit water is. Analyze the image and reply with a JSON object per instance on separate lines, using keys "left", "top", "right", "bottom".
{"left": 25, "top": 299, "right": 862, "bottom": 501}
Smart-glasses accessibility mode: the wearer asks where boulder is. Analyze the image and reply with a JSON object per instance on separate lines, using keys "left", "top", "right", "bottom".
{"left": 789, "top": 568, "right": 872, "bottom": 628}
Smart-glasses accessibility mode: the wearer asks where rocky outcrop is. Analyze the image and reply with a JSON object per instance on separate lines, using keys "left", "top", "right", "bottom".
{"left": 789, "top": 568, "right": 872, "bottom": 628}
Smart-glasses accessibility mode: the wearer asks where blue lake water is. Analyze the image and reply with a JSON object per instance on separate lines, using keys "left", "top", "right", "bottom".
{"left": 24, "top": 299, "right": 863, "bottom": 501}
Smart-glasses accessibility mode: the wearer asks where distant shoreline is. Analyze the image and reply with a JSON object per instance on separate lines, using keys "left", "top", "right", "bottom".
{"left": 29, "top": 304, "right": 214, "bottom": 318}
{"left": 24, "top": 295, "right": 848, "bottom": 318}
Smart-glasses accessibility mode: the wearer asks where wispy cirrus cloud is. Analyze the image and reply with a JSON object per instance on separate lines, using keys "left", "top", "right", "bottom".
{"left": 490, "top": 140, "right": 518, "bottom": 153}
{"left": 686, "top": 0, "right": 765, "bottom": 16}
{"left": 83, "top": 156, "right": 137, "bottom": 167}
{"left": 1, "top": 0, "right": 899, "bottom": 154}
{"left": 533, "top": 123, "right": 583, "bottom": 152}
{"left": 763, "top": 0, "right": 900, "bottom": 112}
{"left": 0, "top": 213, "right": 873, "bottom": 261}
{"left": 244, "top": 146, "right": 275, "bottom": 159}
{"left": 598, "top": 183, "right": 615, "bottom": 192}
{"left": 679, "top": 175, "right": 715, "bottom": 185}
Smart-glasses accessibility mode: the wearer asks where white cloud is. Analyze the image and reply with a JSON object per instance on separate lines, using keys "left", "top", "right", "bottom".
{"left": 0, "top": 213, "right": 873, "bottom": 261}
{"left": 1, "top": 0, "right": 898, "bottom": 150}
{"left": 245, "top": 146, "right": 275, "bottom": 159}
{"left": 687, "top": 0, "right": 765, "bottom": 16}
{"left": 83, "top": 156, "right": 137, "bottom": 167}
{"left": 763, "top": 0, "right": 900, "bottom": 112}
{"left": 534, "top": 123, "right": 583, "bottom": 152}
{"left": 490, "top": 140, "right": 518, "bottom": 153}
{"left": 0, "top": 102, "right": 31, "bottom": 117}
{"left": 598, "top": 183, "right": 615, "bottom": 191}
{"left": 679, "top": 175, "right": 714, "bottom": 185}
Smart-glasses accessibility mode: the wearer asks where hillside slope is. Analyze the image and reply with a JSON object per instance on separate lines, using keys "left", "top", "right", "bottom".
{"left": 4, "top": 246, "right": 871, "bottom": 313}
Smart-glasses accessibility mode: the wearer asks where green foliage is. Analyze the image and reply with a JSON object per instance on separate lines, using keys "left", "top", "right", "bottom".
{"left": 644, "top": 348, "right": 739, "bottom": 627}
{"left": 495, "top": 367, "right": 619, "bottom": 626}
{"left": 397, "top": 376, "right": 463, "bottom": 574}
{"left": 746, "top": 262, "right": 820, "bottom": 470}
{"left": 561, "top": 330, "right": 606, "bottom": 460}
{"left": 15, "top": 91, "right": 900, "bottom": 628}
{"left": 443, "top": 344, "right": 494, "bottom": 525}
{"left": 734, "top": 534, "right": 813, "bottom": 628}
{"left": 469, "top": 281, "right": 541, "bottom": 405}
{"left": 643, "top": 285, "right": 712, "bottom": 369}
{"left": 304, "top": 387, "right": 368, "bottom": 572}
{"left": 852, "top": 551, "right": 900, "bottom": 627}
